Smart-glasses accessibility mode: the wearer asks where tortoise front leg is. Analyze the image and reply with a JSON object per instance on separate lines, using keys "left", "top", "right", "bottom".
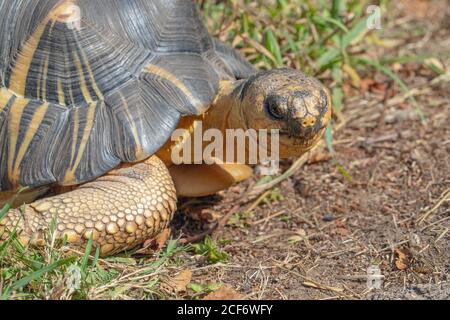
{"left": 0, "top": 156, "right": 177, "bottom": 256}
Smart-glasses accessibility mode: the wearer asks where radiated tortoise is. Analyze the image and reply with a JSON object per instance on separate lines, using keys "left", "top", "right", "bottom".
{"left": 0, "top": 0, "right": 331, "bottom": 255}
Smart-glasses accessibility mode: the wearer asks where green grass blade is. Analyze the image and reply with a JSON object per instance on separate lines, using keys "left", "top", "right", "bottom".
{"left": 317, "top": 47, "right": 341, "bottom": 69}
{"left": 264, "top": 29, "right": 283, "bottom": 67}
{"left": 341, "top": 19, "right": 368, "bottom": 49}
{"left": 91, "top": 247, "right": 100, "bottom": 267}
{"left": 0, "top": 203, "right": 11, "bottom": 220}
{"left": 313, "top": 16, "right": 349, "bottom": 33}
{"left": 2, "top": 256, "right": 77, "bottom": 299}
{"left": 81, "top": 235, "right": 93, "bottom": 273}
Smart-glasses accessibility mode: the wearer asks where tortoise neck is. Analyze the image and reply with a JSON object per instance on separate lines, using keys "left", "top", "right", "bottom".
{"left": 202, "top": 79, "right": 247, "bottom": 133}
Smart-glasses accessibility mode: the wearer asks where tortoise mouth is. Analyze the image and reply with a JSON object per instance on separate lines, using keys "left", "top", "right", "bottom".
{"left": 279, "top": 120, "right": 327, "bottom": 141}
{"left": 278, "top": 126, "right": 326, "bottom": 155}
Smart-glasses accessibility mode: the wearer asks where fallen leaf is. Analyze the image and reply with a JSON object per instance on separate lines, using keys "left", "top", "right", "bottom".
{"left": 136, "top": 228, "right": 171, "bottom": 254}
{"left": 203, "top": 286, "right": 244, "bottom": 300}
{"left": 161, "top": 270, "right": 193, "bottom": 294}
{"left": 395, "top": 248, "right": 409, "bottom": 270}
{"left": 151, "top": 228, "right": 171, "bottom": 250}
{"left": 360, "top": 78, "right": 375, "bottom": 93}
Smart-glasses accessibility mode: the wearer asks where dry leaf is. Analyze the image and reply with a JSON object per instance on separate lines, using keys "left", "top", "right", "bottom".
{"left": 136, "top": 228, "right": 171, "bottom": 254}
{"left": 203, "top": 286, "right": 244, "bottom": 300}
{"left": 360, "top": 78, "right": 375, "bottom": 93}
{"left": 395, "top": 248, "right": 409, "bottom": 270}
{"left": 161, "top": 270, "right": 193, "bottom": 294}
{"left": 151, "top": 228, "right": 171, "bottom": 250}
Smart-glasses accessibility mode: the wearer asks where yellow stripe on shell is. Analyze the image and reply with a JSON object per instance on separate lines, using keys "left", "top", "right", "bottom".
{"left": 7, "top": 97, "right": 31, "bottom": 183}
{"left": 72, "top": 51, "right": 93, "bottom": 103}
{"left": 57, "top": 79, "right": 65, "bottom": 105}
{"left": 0, "top": 88, "right": 14, "bottom": 113}
{"left": 12, "top": 102, "right": 49, "bottom": 182}
{"left": 75, "top": 34, "right": 104, "bottom": 101}
{"left": 40, "top": 52, "right": 51, "bottom": 100}
{"left": 64, "top": 101, "right": 97, "bottom": 184}
{"left": 39, "top": 20, "right": 56, "bottom": 101}
{"left": 118, "top": 92, "right": 145, "bottom": 160}
{"left": 8, "top": 19, "right": 51, "bottom": 97}
{"left": 144, "top": 64, "right": 204, "bottom": 112}
{"left": 64, "top": 52, "right": 76, "bottom": 106}
{"left": 68, "top": 107, "right": 79, "bottom": 168}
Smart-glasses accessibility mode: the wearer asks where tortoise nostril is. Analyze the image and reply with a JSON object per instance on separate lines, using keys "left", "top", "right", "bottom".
{"left": 301, "top": 116, "right": 316, "bottom": 128}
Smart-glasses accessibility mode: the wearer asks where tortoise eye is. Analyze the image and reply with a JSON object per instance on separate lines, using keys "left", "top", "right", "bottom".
{"left": 265, "top": 96, "right": 284, "bottom": 120}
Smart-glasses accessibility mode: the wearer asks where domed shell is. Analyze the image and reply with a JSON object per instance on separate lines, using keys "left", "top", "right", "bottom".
{"left": 0, "top": 0, "right": 254, "bottom": 191}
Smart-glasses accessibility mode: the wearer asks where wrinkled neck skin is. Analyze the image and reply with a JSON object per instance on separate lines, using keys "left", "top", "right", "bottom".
{"left": 200, "top": 79, "right": 278, "bottom": 164}
{"left": 201, "top": 80, "right": 246, "bottom": 134}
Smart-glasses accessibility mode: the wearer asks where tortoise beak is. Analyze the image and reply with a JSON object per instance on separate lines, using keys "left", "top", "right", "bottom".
{"left": 283, "top": 89, "right": 332, "bottom": 140}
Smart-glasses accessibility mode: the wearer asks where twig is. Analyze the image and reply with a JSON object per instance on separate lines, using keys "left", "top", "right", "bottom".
{"left": 249, "top": 210, "right": 285, "bottom": 225}
{"left": 417, "top": 187, "right": 450, "bottom": 224}
{"left": 276, "top": 265, "right": 347, "bottom": 295}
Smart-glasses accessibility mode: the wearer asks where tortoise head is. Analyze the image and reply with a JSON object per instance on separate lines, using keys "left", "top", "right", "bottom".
{"left": 235, "top": 68, "right": 332, "bottom": 158}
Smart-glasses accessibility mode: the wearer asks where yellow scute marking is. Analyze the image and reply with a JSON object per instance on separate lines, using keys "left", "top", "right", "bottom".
{"left": 57, "top": 79, "right": 65, "bottom": 105}
{"left": 72, "top": 52, "right": 93, "bottom": 103}
{"left": 12, "top": 102, "right": 49, "bottom": 181}
{"left": 144, "top": 64, "right": 204, "bottom": 111}
{"left": 7, "top": 97, "right": 30, "bottom": 183}
{"left": 8, "top": 17, "right": 51, "bottom": 97}
{"left": 0, "top": 88, "right": 14, "bottom": 112}
{"left": 118, "top": 93, "right": 144, "bottom": 160}
{"left": 64, "top": 102, "right": 97, "bottom": 184}
{"left": 77, "top": 44, "right": 104, "bottom": 100}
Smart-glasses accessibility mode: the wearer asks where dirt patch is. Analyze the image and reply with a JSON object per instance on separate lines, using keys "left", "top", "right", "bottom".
{"left": 171, "top": 2, "right": 449, "bottom": 300}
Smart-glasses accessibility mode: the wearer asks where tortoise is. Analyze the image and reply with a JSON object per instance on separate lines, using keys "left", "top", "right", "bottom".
{"left": 0, "top": 0, "right": 331, "bottom": 255}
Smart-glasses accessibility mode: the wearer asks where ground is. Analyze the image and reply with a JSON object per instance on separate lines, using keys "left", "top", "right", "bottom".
{"left": 172, "top": 0, "right": 450, "bottom": 300}
{"left": 0, "top": 0, "right": 449, "bottom": 300}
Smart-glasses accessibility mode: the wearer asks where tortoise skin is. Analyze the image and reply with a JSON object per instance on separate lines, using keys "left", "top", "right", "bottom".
{"left": 0, "top": 0, "right": 255, "bottom": 191}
